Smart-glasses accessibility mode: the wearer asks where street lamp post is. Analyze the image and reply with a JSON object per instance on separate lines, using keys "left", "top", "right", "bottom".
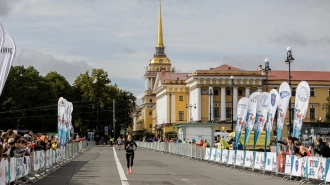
{"left": 186, "top": 104, "right": 196, "bottom": 122}
{"left": 230, "top": 76, "right": 235, "bottom": 132}
{"left": 285, "top": 47, "right": 295, "bottom": 135}
{"left": 209, "top": 88, "right": 213, "bottom": 123}
{"left": 264, "top": 58, "right": 271, "bottom": 92}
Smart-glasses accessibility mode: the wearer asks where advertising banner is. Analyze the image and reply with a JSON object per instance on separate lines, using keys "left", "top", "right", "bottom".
{"left": 254, "top": 151, "right": 264, "bottom": 170}
{"left": 0, "top": 23, "right": 4, "bottom": 48}
{"left": 10, "top": 158, "right": 15, "bottom": 183}
{"left": 277, "top": 154, "right": 286, "bottom": 173}
{"left": 216, "top": 149, "right": 221, "bottom": 163}
{"left": 265, "top": 89, "right": 279, "bottom": 150}
{"left": 293, "top": 81, "right": 310, "bottom": 138}
{"left": 0, "top": 32, "right": 16, "bottom": 96}
{"left": 285, "top": 155, "right": 293, "bottom": 174}
{"left": 235, "top": 97, "right": 249, "bottom": 150}
{"left": 0, "top": 159, "right": 5, "bottom": 185}
{"left": 228, "top": 150, "right": 235, "bottom": 165}
{"left": 244, "top": 151, "right": 254, "bottom": 168}
{"left": 235, "top": 150, "right": 244, "bottom": 166}
{"left": 244, "top": 92, "right": 260, "bottom": 148}
{"left": 204, "top": 148, "right": 210, "bottom": 160}
{"left": 308, "top": 157, "right": 326, "bottom": 180}
{"left": 254, "top": 92, "right": 269, "bottom": 150}
{"left": 211, "top": 148, "right": 217, "bottom": 162}
{"left": 325, "top": 158, "right": 330, "bottom": 182}
{"left": 264, "top": 152, "right": 277, "bottom": 172}
{"left": 222, "top": 149, "right": 229, "bottom": 164}
{"left": 291, "top": 156, "right": 308, "bottom": 177}
{"left": 276, "top": 82, "right": 291, "bottom": 154}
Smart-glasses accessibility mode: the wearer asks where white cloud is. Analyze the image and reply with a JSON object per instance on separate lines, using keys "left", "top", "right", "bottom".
{"left": 1, "top": 0, "right": 330, "bottom": 102}
{"left": 14, "top": 49, "right": 94, "bottom": 84}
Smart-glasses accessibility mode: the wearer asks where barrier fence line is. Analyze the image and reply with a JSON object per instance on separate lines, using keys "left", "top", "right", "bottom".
{"left": 0, "top": 141, "right": 95, "bottom": 184}
{"left": 137, "top": 142, "right": 330, "bottom": 183}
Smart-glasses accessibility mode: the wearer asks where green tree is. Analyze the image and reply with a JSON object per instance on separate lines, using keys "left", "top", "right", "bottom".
{"left": 45, "top": 71, "right": 72, "bottom": 100}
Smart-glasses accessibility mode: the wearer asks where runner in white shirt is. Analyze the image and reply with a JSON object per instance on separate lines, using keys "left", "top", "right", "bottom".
{"left": 117, "top": 137, "right": 122, "bottom": 150}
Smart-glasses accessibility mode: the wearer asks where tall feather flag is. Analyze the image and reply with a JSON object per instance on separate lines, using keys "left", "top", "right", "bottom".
{"left": 0, "top": 32, "right": 16, "bottom": 96}
{"left": 292, "top": 81, "right": 310, "bottom": 138}
{"left": 276, "top": 82, "right": 291, "bottom": 154}
{"left": 244, "top": 92, "right": 260, "bottom": 148}
{"left": 253, "top": 92, "right": 269, "bottom": 150}
{"left": 0, "top": 23, "right": 4, "bottom": 48}
{"left": 58, "top": 97, "right": 65, "bottom": 146}
{"left": 265, "top": 89, "right": 279, "bottom": 151}
{"left": 235, "top": 97, "right": 249, "bottom": 149}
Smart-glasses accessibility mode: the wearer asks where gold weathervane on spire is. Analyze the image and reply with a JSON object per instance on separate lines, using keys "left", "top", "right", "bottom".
{"left": 156, "top": 0, "right": 164, "bottom": 48}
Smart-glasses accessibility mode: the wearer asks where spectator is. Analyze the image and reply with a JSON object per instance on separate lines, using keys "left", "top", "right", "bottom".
{"left": 152, "top": 136, "right": 158, "bottom": 142}
{"left": 216, "top": 135, "right": 221, "bottom": 143}
{"left": 196, "top": 139, "right": 204, "bottom": 147}
{"left": 313, "top": 138, "right": 330, "bottom": 158}
{"left": 7, "top": 129, "right": 14, "bottom": 137}
{"left": 294, "top": 140, "right": 311, "bottom": 157}
{"left": 220, "top": 136, "right": 229, "bottom": 149}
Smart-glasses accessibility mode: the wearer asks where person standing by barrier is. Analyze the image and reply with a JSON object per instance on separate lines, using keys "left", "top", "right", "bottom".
{"left": 294, "top": 140, "right": 312, "bottom": 157}
{"left": 313, "top": 138, "right": 330, "bottom": 158}
{"left": 110, "top": 137, "right": 114, "bottom": 147}
{"left": 125, "top": 135, "right": 137, "bottom": 174}
{"left": 117, "top": 137, "right": 122, "bottom": 150}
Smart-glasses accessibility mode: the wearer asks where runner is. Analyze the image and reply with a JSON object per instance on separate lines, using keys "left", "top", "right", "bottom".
{"left": 117, "top": 137, "right": 122, "bottom": 150}
{"left": 125, "top": 135, "right": 137, "bottom": 174}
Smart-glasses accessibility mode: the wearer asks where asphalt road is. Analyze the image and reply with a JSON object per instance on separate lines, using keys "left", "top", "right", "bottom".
{"left": 34, "top": 146, "right": 313, "bottom": 185}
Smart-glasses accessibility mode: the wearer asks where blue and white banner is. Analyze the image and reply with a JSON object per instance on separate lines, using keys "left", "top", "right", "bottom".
{"left": 235, "top": 150, "right": 244, "bottom": 166}
{"left": 264, "top": 152, "right": 277, "bottom": 172}
{"left": 253, "top": 92, "right": 269, "bottom": 150}
{"left": 254, "top": 151, "right": 264, "bottom": 170}
{"left": 235, "top": 97, "right": 249, "bottom": 150}
{"left": 293, "top": 81, "right": 310, "bottom": 138}
{"left": 244, "top": 92, "right": 260, "bottom": 148}
{"left": 0, "top": 32, "right": 16, "bottom": 96}
{"left": 265, "top": 89, "right": 279, "bottom": 151}
{"left": 291, "top": 156, "right": 308, "bottom": 178}
{"left": 216, "top": 149, "right": 221, "bottom": 162}
{"left": 228, "top": 150, "right": 235, "bottom": 165}
{"left": 308, "top": 157, "right": 326, "bottom": 180}
{"left": 276, "top": 82, "right": 291, "bottom": 154}
{"left": 222, "top": 149, "right": 229, "bottom": 164}
{"left": 244, "top": 151, "right": 254, "bottom": 168}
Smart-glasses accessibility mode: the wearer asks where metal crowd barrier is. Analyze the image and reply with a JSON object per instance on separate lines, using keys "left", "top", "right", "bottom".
{"left": 0, "top": 141, "right": 95, "bottom": 184}
{"left": 137, "top": 142, "right": 330, "bottom": 184}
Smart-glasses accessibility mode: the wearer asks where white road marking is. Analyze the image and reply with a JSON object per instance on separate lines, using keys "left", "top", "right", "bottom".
{"left": 113, "top": 147, "right": 129, "bottom": 185}
{"left": 182, "top": 178, "right": 197, "bottom": 185}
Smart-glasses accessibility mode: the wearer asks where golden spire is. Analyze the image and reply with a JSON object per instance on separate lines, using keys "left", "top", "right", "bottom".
{"left": 156, "top": 0, "right": 164, "bottom": 48}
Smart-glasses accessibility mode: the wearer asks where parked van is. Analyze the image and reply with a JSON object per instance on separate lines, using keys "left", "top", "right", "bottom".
{"left": 225, "top": 131, "right": 270, "bottom": 151}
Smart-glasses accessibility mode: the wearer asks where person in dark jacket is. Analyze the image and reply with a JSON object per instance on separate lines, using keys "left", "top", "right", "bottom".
{"left": 125, "top": 135, "right": 137, "bottom": 174}
{"left": 314, "top": 138, "right": 330, "bottom": 158}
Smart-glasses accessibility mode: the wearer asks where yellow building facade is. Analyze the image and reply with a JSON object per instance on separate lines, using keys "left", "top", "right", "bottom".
{"left": 132, "top": 2, "right": 330, "bottom": 138}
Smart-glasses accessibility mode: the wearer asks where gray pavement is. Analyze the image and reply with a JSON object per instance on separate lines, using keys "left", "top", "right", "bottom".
{"left": 34, "top": 146, "right": 314, "bottom": 185}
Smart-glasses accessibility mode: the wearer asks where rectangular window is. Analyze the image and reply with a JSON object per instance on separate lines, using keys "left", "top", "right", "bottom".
{"left": 310, "top": 107, "right": 315, "bottom": 120}
{"left": 149, "top": 99, "right": 152, "bottom": 102}
{"left": 149, "top": 124, "right": 152, "bottom": 128}
{"left": 179, "top": 111, "right": 184, "bottom": 121}
{"left": 149, "top": 111, "right": 152, "bottom": 115}
{"left": 226, "top": 107, "right": 231, "bottom": 119}
{"left": 292, "top": 88, "right": 296, "bottom": 97}
{"left": 329, "top": 89, "right": 330, "bottom": 96}
{"left": 238, "top": 89, "right": 243, "bottom": 96}
{"left": 310, "top": 88, "right": 315, "bottom": 96}
{"left": 179, "top": 96, "right": 184, "bottom": 101}
{"left": 226, "top": 89, "right": 231, "bottom": 95}
{"left": 214, "top": 90, "right": 219, "bottom": 95}
{"left": 214, "top": 108, "right": 219, "bottom": 118}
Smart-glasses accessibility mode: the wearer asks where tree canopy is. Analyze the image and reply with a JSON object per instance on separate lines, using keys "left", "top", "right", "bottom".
{"left": 0, "top": 66, "right": 136, "bottom": 137}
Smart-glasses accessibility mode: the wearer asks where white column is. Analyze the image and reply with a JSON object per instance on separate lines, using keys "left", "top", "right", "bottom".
{"left": 196, "top": 87, "right": 201, "bottom": 121}
{"left": 133, "top": 115, "right": 137, "bottom": 131}
{"left": 145, "top": 78, "right": 148, "bottom": 91}
{"left": 245, "top": 87, "right": 250, "bottom": 97}
{"left": 208, "top": 87, "right": 214, "bottom": 121}
{"left": 233, "top": 87, "right": 238, "bottom": 121}
{"left": 150, "top": 78, "right": 153, "bottom": 90}
{"left": 148, "top": 78, "right": 152, "bottom": 90}
{"left": 258, "top": 87, "right": 263, "bottom": 92}
{"left": 220, "top": 87, "right": 226, "bottom": 121}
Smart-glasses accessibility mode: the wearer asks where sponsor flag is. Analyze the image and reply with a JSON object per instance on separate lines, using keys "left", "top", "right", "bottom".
{"left": 67, "top": 102, "right": 73, "bottom": 139}
{"left": 0, "top": 32, "right": 16, "bottom": 96}
{"left": 244, "top": 92, "right": 260, "bottom": 148}
{"left": 292, "top": 81, "right": 310, "bottom": 138}
{"left": 234, "top": 97, "right": 249, "bottom": 149}
{"left": 265, "top": 89, "right": 279, "bottom": 150}
{"left": 253, "top": 92, "right": 269, "bottom": 150}
{"left": 0, "top": 23, "right": 4, "bottom": 48}
{"left": 276, "top": 82, "right": 291, "bottom": 154}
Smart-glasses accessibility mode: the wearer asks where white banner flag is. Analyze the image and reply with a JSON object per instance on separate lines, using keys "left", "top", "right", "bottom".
{"left": 0, "top": 23, "right": 4, "bottom": 48}
{"left": 0, "top": 32, "right": 16, "bottom": 96}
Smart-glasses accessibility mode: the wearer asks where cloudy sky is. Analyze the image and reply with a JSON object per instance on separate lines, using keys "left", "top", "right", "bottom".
{"left": 0, "top": 0, "right": 329, "bottom": 102}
